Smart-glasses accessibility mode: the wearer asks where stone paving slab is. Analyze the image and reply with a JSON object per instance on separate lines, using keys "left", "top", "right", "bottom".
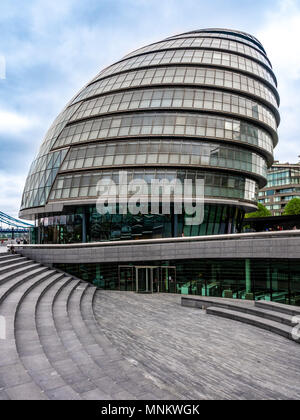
{"left": 2, "top": 251, "right": 299, "bottom": 400}
{"left": 94, "top": 291, "right": 300, "bottom": 400}
{"left": 5, "top": 382, "right": 48, "bottom": 400}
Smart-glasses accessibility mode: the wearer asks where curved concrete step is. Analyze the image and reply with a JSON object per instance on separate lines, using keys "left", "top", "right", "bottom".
{"left": 14, "top": 273, "right": 69, "bottom": 358}
{"left": 0, "top": 256, "right": 27, "bottom": 268}
{"left": 0, "top": 269, "right": 64, "bottom": 399}
{"left": 0, "top": 262, "right": 42, "bottom": 284}
{"left": 0, "top": 270, "right": 66, "bottom": 341}
{"left": 0, "top": 254, "right": 109, "bottom": 399}
{"left": 255, "top": 300, "right": 300, "bottom": 317}
{"left": 84, "top": 287, "right": 146, "bottom": 399}
{"left": 0, "top": 254, "right": 21, "bottom": 262}
{"left": 67, "top": 284, "right": 126, "bottom": 399}
{"left": 0, "top": 253, "right": 163, "bottom": 399}
{"left": 0, "top": 266, "right": 51, "bottom": 303}
{"left": 242, "top": 306, "right": 294, "bottom": 326}
{"left": 31, "top": 275, "right": 82, "bottom": 400}
{"left": 206, "top": 306, "right": 300, "bottom": 343}
{"left": 182, "top": 296, "right": 296, "bottom": 327}
{"left": 70, "top": 284, "right": 107, "bottom": 357}
{"left": 0, "top": 259, "right": 34, "bottom": 276}
{"left": 52, "top": 281, "right": 110, "bottom": 398}
{"left": 83, "top": 287, "right": 123, "bottom": 361}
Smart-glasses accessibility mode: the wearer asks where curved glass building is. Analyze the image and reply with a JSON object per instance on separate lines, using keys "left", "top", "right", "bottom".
{"left": 20, "top": 28, "right": 280, "bottom": 244}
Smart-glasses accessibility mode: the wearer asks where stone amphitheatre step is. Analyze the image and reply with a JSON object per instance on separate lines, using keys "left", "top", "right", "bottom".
{"left": 34, "top": 277, "right": 85, "bottom": 399}
{"left": 13, "top": 273, "right": 68, "bottom": 348}
{"left": 181, "top": 295, "right": 255, "bottom": 311}
{"left": 0, "top": 336, "right": 46, "bottom": 400}
{"left": 68, "top": 282, "right": 151, "bottom": 401}
{"left": 0, "top": 266, "right": 51, "bottom": 304}
{"left": 0, "top": 270, "right": 66, "bottom": 341}
{"left": 182, "top": 295, "right": 295, "bottom": 327}
{"left": 81, "top": 287, "right": 141, "bottom": 394}
{"left": 0, "top": 259, "right": 34, "bottom": 276}
{"left": 0, "top": 262, "right": 41, "bottom": 283}
{"left": 67, "top": 283, "right": 124, "bottom": 397}
{"left": 0, "top": 272, "right": 65, "bottom": 398}
{"left": 14, "top": 274, "right": 81, "bottom": 400}
{"left": 69, "top": 284, "right": 154, "bottom": 400}
{"left": 0, "top": 269, "right": 65, "bottom": 399}
{"left": 0, "top": 257, "right": 28, "bottom": 269}
{"left": 0, "top": 254, "right": 21, "bottom": 262}
{"left": 0, "top": 256, "right": 27, "bottom": 268}
{"left": 241, "top": 306, "right": 294, "bottom": 327}
{"left": 84, "top": 290, "right": 140, "bottom": 399}
{"left": 69, "top": 284, "right": 107, "bottom": 356}
{"left": 0, "top": 253, "right": 166, "bottom": 399}
{"left": 82, "top": 287, "right": 124, "bottom": 361}
{"left": 51, "top": 280, "right": 110, "bottom": 397}
{"left": 206, "top": 306, "right": 300, "bottom": 343}
{"left": 255, "top": 300, "right": 300, "bottom": 317}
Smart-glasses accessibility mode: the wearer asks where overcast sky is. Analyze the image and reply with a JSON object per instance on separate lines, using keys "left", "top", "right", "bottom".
{"left": 0, "top": 0, "right": 300, "bottom": 218}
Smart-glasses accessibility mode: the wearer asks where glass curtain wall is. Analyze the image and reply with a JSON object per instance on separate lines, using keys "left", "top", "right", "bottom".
{"left": 35, "top": 203, "right": 244, "bottom": 244}
{"left": 55, "top": 258, "right": 300, "bottom": 306}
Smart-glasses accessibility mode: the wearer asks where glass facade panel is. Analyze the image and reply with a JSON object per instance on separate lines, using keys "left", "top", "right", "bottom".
{"left": 21, "top": 149, "right": 68, "bottom": 209}
{"left": 55, "top": 259, "right": 300, "bottom": 307}
{"left": 70, "top": 88, "right": 277, "bottom": 131}
{"left": 54, "top": 112, "right": 274, "bottom": 155}
{"left": 20, "top": 102, "right": 82, "bottom": 210}
{"left": 73, "top": 67, "right": 278, "bottom": 109}
{"left": 61, "top": 140, "right": 267, "bottom": 179}
{"left": 35, "top": 203, "right": 244, "bottom": 244}
{"left": 165, "top": 31, "right": 267, "bottom": 55}
{"left": 122, "top": 36, "right": 272, "bottom": 69}
{"left": 93, "top": 49, "right": 276, "bottom": 87}
{"left": 49, "top": 169, "right": 258, "bottom": 203}
{"left": 20, "top": 27, "right": 279, "bottom": 250}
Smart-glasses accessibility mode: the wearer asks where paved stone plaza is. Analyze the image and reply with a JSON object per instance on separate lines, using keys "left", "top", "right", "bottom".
{"left": 94, "top": 291, "right": 300, "bottom": 400}
{"left": 1, "top": 251, "right": 299, "bottom": 400}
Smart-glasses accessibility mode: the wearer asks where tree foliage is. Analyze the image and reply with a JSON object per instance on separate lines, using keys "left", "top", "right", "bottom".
{"left": 245, "top": 202, "right": 272, "bottom": 218}
{"left": 283, "top": 198, "right": 300, "bottom": 215}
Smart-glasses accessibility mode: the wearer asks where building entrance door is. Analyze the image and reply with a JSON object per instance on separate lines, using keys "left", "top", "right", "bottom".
{"left": 118, "top": 265, "right": 176, "bottom": 293}
{"left": 135, "top": 266, "right": 160, "bottom": 293}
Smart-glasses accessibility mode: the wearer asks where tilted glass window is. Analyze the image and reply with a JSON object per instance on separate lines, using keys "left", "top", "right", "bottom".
{"left": 93, "top": 49, "right": 276, "bottom": 87}
{"left": 49, "top": 168, "right": 258, "bottom": 202}
{"left": 20, "top": 101, "right": 83, "bottom": 210}
{"left": 37, "top": 102, "right": 82, "bottom": 157}
{"left": 122, "top": 36, "right": 272, "bottom": 70}
{"left": 164, "top": 32, "right": 266, "bottom": 55}
{"left": 61, "top": 139, "right": 267, "bottom": 179}
{"left": 20, "top": 149, "right": 68, "bottom": 210}
{"left": 70, "top": 87, "right": 277, "bottom": 131}
{"left": 54, "top": 112, "right": 274, "bottom": 155}
{"left": 73, "top": 66, "right": 278, "bottom": 110}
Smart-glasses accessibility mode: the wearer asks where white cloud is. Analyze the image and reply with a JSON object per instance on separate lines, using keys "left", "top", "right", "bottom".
{"left": 30, "top": 0, "right": 76, "bottom": 33}
{"left": 258, "top": 0, "right": 300, "bottom": 80}
{"left": 0, "top": 110, "right": 36, "bottom": 135}
{"left": 257, "top": 0, "right": 300, "bottom": 162}
{"left": 0, "top": 171, "right": 25, "bottom": 218}
{"left": 2, "top": 0, "right": 300, "bottom": 218}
